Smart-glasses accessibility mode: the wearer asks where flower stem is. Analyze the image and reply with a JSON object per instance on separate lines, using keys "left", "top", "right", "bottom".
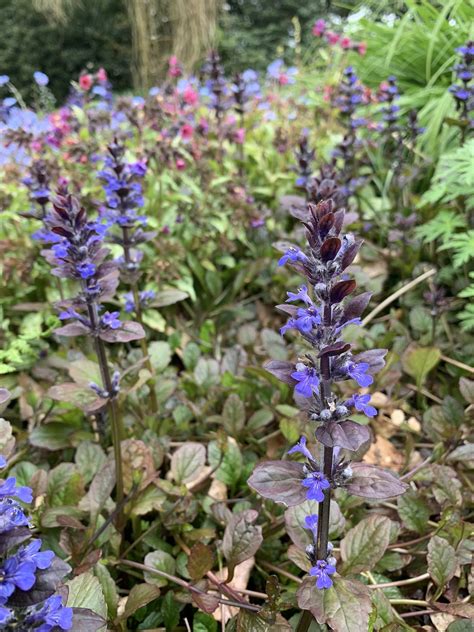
{"left": 316, "top": 309, "right": 333, "bottom": 560}
{"left": 296, "top": 610, "right": 315, "bottom": 632}
{"left": 121, "top": 226, "right": 159, "bottom": 418}
{"left": 85, "top": 297, "right": 125, "bottom": 523}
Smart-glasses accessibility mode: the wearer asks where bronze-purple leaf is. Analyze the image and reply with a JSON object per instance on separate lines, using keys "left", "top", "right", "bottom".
{"left": 342, "top": 292, "right": 372, "bottom": 323}
{"left": 346, "top": 463, "right": 408, "bottom": 499}
{"left": 191, "top": 590, "right": 219, "bottom": 614}
{"left": 0, "top": 527, "right": 31, "bottom": 556}
{"left": 340, "top": 242, "right": 361, "bottom": 270}
{"left": 264, "top": 361, "right": 297, "bottom": 386}
{"left": 248, "top": 461, "right": 306, "bottom": 506}
{"left": 330, "top": 280, "right": 357, "bottom": 304}
{"left": 8, "top": 557, "right": 71, "bottom": 607}
{"left": 99, "top": 321, "right": 145, "bottom": 343}
{"left": 321, "top": 237, "right": 342, "bottom": 262}
{"left": 319, "top": 213, "right": 335, "bottom": 239}
{"left": 55, "top": 323, "right": 90, "bottom": 337}
{"left": 318, "top": 342, "right": 351, "bottom": 358}
{"left": 222, "top": 509, "right": 263, "bottom": 571}
{"left": 275, "top": 304, "right": 298, "bottom": 317}
{"left": 353, "top": 349, "right": 387, "bottom": 374}
{"left": 315, "top": 420, "right": 370, "bottom": 451}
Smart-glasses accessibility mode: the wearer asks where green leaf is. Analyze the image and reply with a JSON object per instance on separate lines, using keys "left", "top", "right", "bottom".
{"left": 340, "top": 515, "right": 392, "bottom": 575}
{"left": 142, "top": 309, "right": 166, "bottom": 332}
{"left": 29, "top": 422, "right": 78, "bottom": 450}
{"left": 75, "top": 442, "right": 107, "bottom": 484}
{"left": 148, "top": 341, "right": 172, "bottom": 372}
{"left": 285, "top": 500, "right": 345, "bottom": 550}
{"left": 402, "top": 345, "right": 441, "bottom": 386}
{"left": 78, "top": 460, "right": 115, "bottom": 523}
{"left": 397, "top": 489, "right": 431, "bottom": 533}
{"left": 297, "top": 576, "right": 372, "bottom": 632}
{"left": 459, "top": 378, "right": 474, "bottom": 405}
{"left": 222, "top": 394, "right": 246, "bottom": 435}
{"left": 193, "top": 612, "right": 218, "bottom": 632}
{"left": 47, "top": 463, "right": 84, "bottom": 507}
{"left": 222, "top": 509, "right": 263, "bottom": 575}
{"left": 153, "top": 289, "right": 188, "bottom": 307}
{"left": 66, "top": 572, "right": 107, "bottom": 626}
{"left": 162, "top": 590, "right": 181, "bottom": 631}
{"left": 171, "top": 442, "right": 206, "bottom": 485}
{"left": 183, "top": 342, "right": 201, "bottom": 370}
{"left": 246, "top": 409, "right": 274, "bottom": 432}
{"left": 261, "top": 329, "right": 288, "bottom": 361}
{"left": 143, "top": 550, "right": 176, "bottom": 587}
{"left": 194, "top": 358, "right": 220, "bottom": 387}
{"left": 371, "top": 589, "right": 405, "bottom": 628}
{"left": 427, "top": 535, "right": 457, "bottom": 587}
{"left": 120, "top": 583, "right": 161, "bottom": 621}
{"left": 94, "top": 562, "right": 118, "bottom": 620}
{"left": 208, "top": 438, "right": 242, "bottom": 488}
{"left": 187, "top": 542, "right": 215, "bottom": 581}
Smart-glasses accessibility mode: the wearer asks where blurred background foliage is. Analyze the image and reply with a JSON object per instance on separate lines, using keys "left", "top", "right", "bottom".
{"left": 2, "top": 0, "right": 348, "bottom": 98}
{"left": 0, "top": 0, "right": 471, "bottom": 103}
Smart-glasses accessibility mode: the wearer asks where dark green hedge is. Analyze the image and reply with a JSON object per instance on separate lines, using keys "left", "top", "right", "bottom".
{"left": 0, "top": 0, "right": 344, "bottom": 101}
{"left": 0, "top": 0, "right": 132, "bottom": 102}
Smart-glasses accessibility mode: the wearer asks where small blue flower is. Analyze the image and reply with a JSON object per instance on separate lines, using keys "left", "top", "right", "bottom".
{"left": 0, "top": 477, "right": 33, "bottom": 503}
{"left": 281, "top": 307, "right": 321, "bottom": 336}
{"left": 0, "top": 456, "right": 6, "bottom": 468}
{"left": 286, "top": 285, "right": 312, "bottom": 306}
{"left": 52, "top": 243, "right": 69, "bottom": 259}
{"left": 0, "top": 499, "right": 30, "bottom": 533}
{"left": 302, "top": 471, "right": 330, "bottom": 502}
{"left": 346, "top": 393, "right": 377, "bottom": 417}
{"left": 278, "top": 247, "right": 308, "bottom": 267}
{"left": 291, "top": 364, "right": 320, "bottom": 398}
{"left": 101, "top": 311, "right": 121, "bottom": 330}
{"left": 309, "top": 559, "right": 336, "bottom": 590}
{"left": 0, "top": 556, "right": 36, "bottom": 600}
{"left": 304, "top": 513, "right": 319, "bottom": 537}
{"left": 0, "top": 75, "right": 9, "bottom": 86}
{"left": 76, "top": 263, "right": 96, "bottom": 279}
{"left": 24, "top": 594, "right": 73, "bottom": 631}
{"left": 346, "top": 362, "right": 373, "bottom": 387}
{"left": 288, "top": 436, "right": 313, "bottom": 461}
{"left": 33, "top": 71, "right": 49, "bottom": 87}
{"left": 0, "top": 606, "right": 11, "bottom": 625}
{"left": 16, "top": 539, "right": 54, "bottom": 571}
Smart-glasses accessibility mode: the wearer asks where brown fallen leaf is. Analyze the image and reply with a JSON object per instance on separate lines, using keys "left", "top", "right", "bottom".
{"left": 363, "top": 435, "right": 404, "bottom": 472}
{"left": 213, "top": 557, "right": 255, "bottom": 623}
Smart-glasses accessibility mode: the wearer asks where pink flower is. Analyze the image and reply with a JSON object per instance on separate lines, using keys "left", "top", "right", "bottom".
{"left": 358, "top": 42, "right": 367, "bottom": 56}
{"left": 176, "top": 158, "right": 186, "bottom": 171}
{"left": 323, "top": 85, "right": 333, "bottom": 102}
{"left": 97, "top": 67, "right": 108, "bottom": 83}
{"left": 312, "top": 19, "right": 326, "bottom": 37}
{"left": 326, "top": 31, "right": 340, "bottom": 45}
{"left": 279, "top": 74, "right": 289, "bottom": 86}
{"left": 340, "top": 37, "right": 352, "bottom": 49}
{"left": 180, "top": 123, "right": 194, "bottom": 140}
{"left": 234, "top": 128, "right": 245, "bottom": 144}
{"left": 168, "top": 56, "right": 182, "bottom": 78}
{"left": 182, "top": 85, "right": 198, "bottom": 106}
{"left": 79, "top": 74, "right": 93, "bottom": 91}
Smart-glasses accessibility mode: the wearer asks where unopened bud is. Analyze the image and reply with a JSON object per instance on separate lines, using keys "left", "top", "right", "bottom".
{"left": 320, "top": 409, "right": 332, "bottom": 421}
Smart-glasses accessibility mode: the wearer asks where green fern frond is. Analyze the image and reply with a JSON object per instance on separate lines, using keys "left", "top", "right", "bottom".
{"left": 415, "top": 210, "right": 467, "bottom": 243}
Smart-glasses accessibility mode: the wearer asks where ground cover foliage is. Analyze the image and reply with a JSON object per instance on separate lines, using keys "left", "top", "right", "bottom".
{"left": 0, "top": 3, "right": 472, "bottom": 631}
